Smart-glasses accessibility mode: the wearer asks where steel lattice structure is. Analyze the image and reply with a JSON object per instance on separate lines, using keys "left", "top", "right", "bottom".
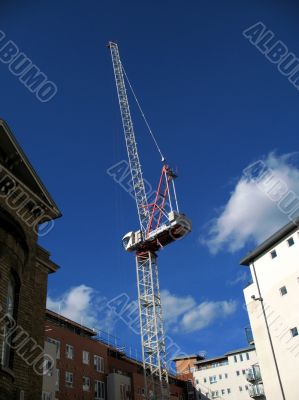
{"left": 136, "top": 251, "right": 169, "bottom": 400}
{"left": 109, "top": 42, "right": 150, "bottom": 235}
{"left": 108, "top": 41, "right": 191, "bottom": 400}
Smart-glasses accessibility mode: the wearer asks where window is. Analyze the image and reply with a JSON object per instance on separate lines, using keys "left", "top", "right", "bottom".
{"left": 280, "top": 286, "right": 287, "bottom": 296}
{"left": 65, "top": 371, "right": 73, "bottom": 387}
{"left": 221, "top": 389, "right": 225, "bottom": 395}
{"left": 95, "top": 380, "right": 105, "bottom": 400}
{"left": 239, "top": 354, "right": 243, "bottom": 362}
{"left": 120, "top": 383, "right": 130, "bottom": 400}
{"left": 203, "top": 378, "right": 207, "bottom": 383}
{"left": 242, "top": 369, "right": 246, "bottom": 375}
{"left": 83, "top": 350, "right": 90, "bottom": 364}
{"left": 245, "top": 385, "right": 249, "bottom": 390}
{"left": 219, "top": 374, "right": 222, "bottom": 380}
{"left": 234, "top": 355, "right": 237, "bottom": 363}
{"left": 42, "top": 393, "right": 52, "bottom": 400}
{"left": 212, "top": 391, "right": 218, "bottom": 399}
{"left": 225, "top": 373, "right": 228, "bottom": 379}
{"left": 287, "top": 237, "right": 294, "bottom": 247}
{"left": 236, "top": 371, "right": 240, "bottom": 376}
{"left": 94, "top": 355, "right": 104, "bottom": 372}
{"left": 47, "top": 338, "right": 60, "bottom": 359}
{"left": 270, "top": 250, "right": 277, "bottom": 259}
{"left": 83, "top": 376, "right": 90, "bottom": 391}
{"left": 2, "top": 276, "right": 17, "bottom": 368}
{"left": 209, "top": 375, "right": 217, "bottom": 384}
{"left": 44, "top": 359, "right": 54, "bottom": 376}
{"left": 66, "top": 344, "right": 74, "bottom": 359}
{"left": 239, "top": 386, "right": 243, "bottom": 392}
{"left": 291, "top": 327, "right": 298, "bottom": 337}
{"left": 246, "top": 352, "right": 250, "bottom": 360}
{"left": 227, "top": 388, "right": 231, "bottom": 394}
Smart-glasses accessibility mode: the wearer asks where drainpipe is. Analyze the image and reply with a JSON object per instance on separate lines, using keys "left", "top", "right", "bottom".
{"left": 251, "top": 262, "right": 286, "bottom": 400}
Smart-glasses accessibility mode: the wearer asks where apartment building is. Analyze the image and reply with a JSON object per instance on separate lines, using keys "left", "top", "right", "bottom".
{"left": 192, "top": 346, "right": 258, "bottom": 400}
{"left": 241, "top": 218, "right": 299, "bottom": 400}
{"left": 0, "top": 120, "right": 61, "bottom": 400}
{"left": 43, "top": 309, "right": 187, "bottom": 400}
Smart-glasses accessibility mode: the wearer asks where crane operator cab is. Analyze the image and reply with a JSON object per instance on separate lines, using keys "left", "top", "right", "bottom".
{"left": 122, "top": 211, "right": 192, "bottom": 253}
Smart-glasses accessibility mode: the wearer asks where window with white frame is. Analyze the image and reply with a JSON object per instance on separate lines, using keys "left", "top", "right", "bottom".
{"left": 94, "top": 355, "right": 104, "bottom": 372}
{"left": 83, "top": 376, "right": 90, "bottom": 391}
{"left": 44, "top": 358, "right": 54, "bottom": 377}
{"left": 42, "top": 392, "right": 52, "bottom": 400}
{"left": 209, "top": 375, "right": 217, "bottom": 384}
{"left": 65, "top": 371, "right": 73, "bottom": 387}
{"left": 47, "top": 338, "right": 60, "bottom": 359}
{"left": 83, "top": 350, "right": 90, "bottom": 364}
{"left": 246, "top": 352, "right": 250, "bottom": 360}
{"left": 95, "top": 380, "right": 105, "bottom": 400}
{"left": 120, "top": 383, "right": 130, "bottom": 400}
{"left": 239, "top": 353, "right": 243, "bottom": 361}
{"left": 66, "top": 344, "right": 74, "bottom": 359}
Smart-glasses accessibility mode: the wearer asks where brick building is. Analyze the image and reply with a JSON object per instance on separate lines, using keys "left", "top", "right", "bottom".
{"left": 43, "top": 309, "right": 187, "bottom": 400}
{"left": 0, "top": 120, "right": 61, "bottom": 399}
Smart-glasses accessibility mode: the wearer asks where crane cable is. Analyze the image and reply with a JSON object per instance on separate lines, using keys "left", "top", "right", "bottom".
{"left": 121, "top": 63, "right": 166, "bottom": 163}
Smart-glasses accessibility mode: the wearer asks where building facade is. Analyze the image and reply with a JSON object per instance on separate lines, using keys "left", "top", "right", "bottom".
{"left": 241, "top": 218, "right": 299, "bottom": 400}
{"left": 191, "top": 347, "right": 259, "bottom": 400}
{"left": 0, "top": 120, "right": 61, "bottom": 400}
{"left": 43, "top": 309, "right": 187, "bottom": 400}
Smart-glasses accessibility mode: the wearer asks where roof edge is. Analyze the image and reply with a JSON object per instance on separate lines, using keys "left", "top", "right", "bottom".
{"left": 240, "top": 217, "right": 299, "bottom": 266}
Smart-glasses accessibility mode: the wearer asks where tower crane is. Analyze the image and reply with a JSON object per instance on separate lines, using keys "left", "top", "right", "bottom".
{"left": 108, "top": 42, "right": 191, "bottom": 400}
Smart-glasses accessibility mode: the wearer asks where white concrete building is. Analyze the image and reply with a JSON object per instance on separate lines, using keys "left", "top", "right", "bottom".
{"left": 241, "top": 218, "right": 299, "bottom": 400}
{"left": 42, "top": 341, "right": 58, "bottom": 400}
{"left": 193, "top": 346, "right": 259, "bottom": 400}
{"left": 107, "top": 371, "right": 131, "bottom": 400}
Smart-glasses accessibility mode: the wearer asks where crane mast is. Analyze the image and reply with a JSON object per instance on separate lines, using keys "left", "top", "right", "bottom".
{"left": 108, "top": 42, "right": 191, "bottom": 400}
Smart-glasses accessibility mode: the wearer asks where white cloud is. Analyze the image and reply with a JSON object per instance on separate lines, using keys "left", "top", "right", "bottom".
{"left": 227, "top": 271, "right": 250, "bottom": 286}
{"left": 47, "top": 285, "right": 115, "bottom": 331}
{"left": 203, "top": 152, "right": 299, "bottom": 254}
{"left": 161, "top": 290, "right": 237, "bottom": 334}
{"left": 161, "top": 290, "right": 196, "bottom": 326}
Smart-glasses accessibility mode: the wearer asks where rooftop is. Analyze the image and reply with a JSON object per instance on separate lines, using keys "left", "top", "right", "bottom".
{"left": 172, "top": 354, "right": 204, "bottom": 361}
{"left": 195, "top": 355, "right": 227, "bottom": 365}
{"left": 225, "top": 345, "right": 255, "bottom": 356}
{"left": 45, "top": 309, "right": 96, "bottom": 337}
{"left": 195, "top": 346, "right": 255, "bottom": 365}
{"left": 240, "top": 217, "right": 299, "bottom": 266}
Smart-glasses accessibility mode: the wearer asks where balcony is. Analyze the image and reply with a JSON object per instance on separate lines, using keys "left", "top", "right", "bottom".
{"left": 249, "top": 384, "right": 265, "bottom": 398}
{"left": 246, "top": 365, "right": 261, "bottom": 382}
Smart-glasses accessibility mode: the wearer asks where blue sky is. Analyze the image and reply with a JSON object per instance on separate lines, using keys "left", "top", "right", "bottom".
{"left": 1, "top": 0, "right": 299, "bottom": 365}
